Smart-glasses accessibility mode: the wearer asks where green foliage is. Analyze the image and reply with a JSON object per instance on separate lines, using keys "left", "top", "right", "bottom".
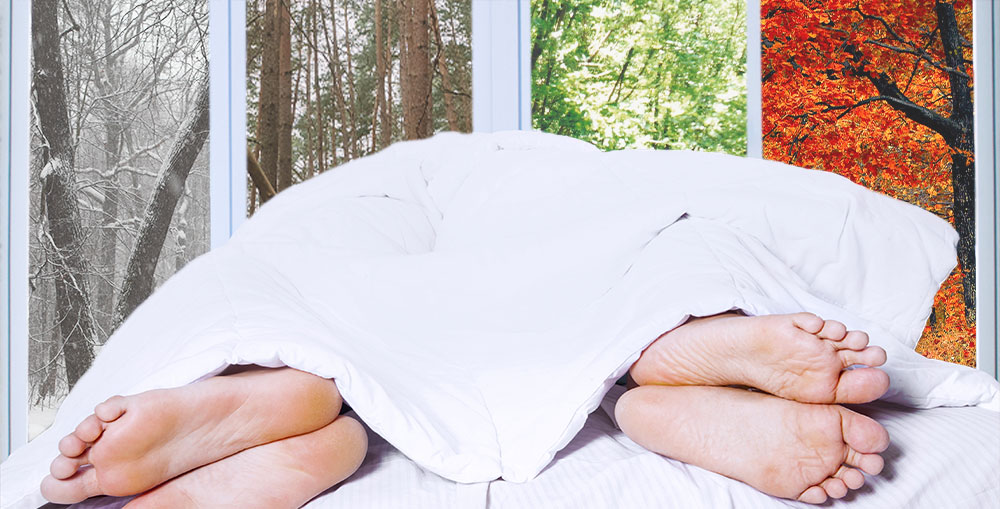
{"left": 532, "top": 0, "right": 747, "bottom": 154}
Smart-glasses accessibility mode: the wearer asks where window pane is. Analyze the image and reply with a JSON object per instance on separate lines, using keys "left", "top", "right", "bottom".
{"left": 29, "top": 0, "right": 211, "bottom": 438}
{"left": 531, "top": 0, "right": 747, "bottom": 154}
{"left": 244, "top": 0, "right": 472, "bottom": 212}
{"left": 761, "top": 0, "right": 975, "bottom": 366}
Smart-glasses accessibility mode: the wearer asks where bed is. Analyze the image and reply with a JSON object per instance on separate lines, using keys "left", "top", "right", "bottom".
{"left": 3, "top": 130, "right": 999, "bottom": 508}
{"left": 39, "top": 383, "right": 1000, "bottom": 509}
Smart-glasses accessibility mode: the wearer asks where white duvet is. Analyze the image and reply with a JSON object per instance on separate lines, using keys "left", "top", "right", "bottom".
{"left": 3, "top": 131, "right": 998, "bottom": 509}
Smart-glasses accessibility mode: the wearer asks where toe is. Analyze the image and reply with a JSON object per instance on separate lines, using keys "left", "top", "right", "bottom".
{"left": 817, "top": 320, "right": 848, "bottom": 341}
{"left": 835, "top": 367, "right": 890, "bottom": 403}
{"left": 40, "top": 467, "right": 102, "bottom": 505}
{"left": 50, "top": 451, "right": 89, "bottom": 480}
{"left": 834, "top": 466, "right": 866, "bottom": 490}
{"left": 846, "top": 447, "right": 885, "bottom": 475}
{"left": 837, "top": 330, "right": 870, "bottom": 351}
{"left": 95, "top": 396, "right": 128, "bottom": 422}
{"left": 792, "top": 313, "right": 825, "bottom": 334}
{"left": 840, "top": 345, "right": 886, "bottom": 368}
{"left": 840, "top": 408, "right": 890, "bottom": 453}
{"left": 59, "top": 433, "right": 89, "bottom": 458}
{"left": 821, "top": 477, "right": 849, "bottom": 499}
{"left": 797, "top": 485, "right": 828, "bottom": 504}
{"left": 75, "top": 415, "right": 105, "bottom": 443}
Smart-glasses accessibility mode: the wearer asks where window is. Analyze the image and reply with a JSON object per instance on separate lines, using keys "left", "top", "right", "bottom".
{"left": 3, "top": 0, "right": 996, "bottom": 461}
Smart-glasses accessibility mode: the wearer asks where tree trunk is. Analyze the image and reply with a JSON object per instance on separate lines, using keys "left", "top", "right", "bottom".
{"left": 372, "top": 0, "right": 385, "bottom": 151}
{"left": 382, "top": 0, "right": 394, "bottom": 146}
{"left": 95, "top": 122, "right": 122, "bottom": 339}
{"left": 259, "top": 0, "right": 280, "bottom": 194}
{"left": 387, "top": 26, "right": 395, "bottom": 142}
{"left": 32, "top": 0, "right": 97, "bottom": 389}
{"left": 398, "top": 0, "right": 433, "bottom": 139}
{"left": 114, "top": 81, "right": 210, "bottom": 328}
{"left": 396, "top": 0, "right": 408, "bottom": 136}
{"left": 936, "top": 0, "right": 975, "bottom": 324}
{"left": 429, "top": 0, "right": 458, "bottom": 131}
{"left": 312, "top": 0, "right": 325, "bottom": 173}
{"left": 305, "top": 9, "right": 315, "bottom": 179}
{"left": 343, "top": 0, "right": 359, "bottom": 158}
{"left": 247, "top": 147, "right": 278, "bottom": 202}
{"left": 95, "top": 14, "right": 124, "bottom": 338}
{"left": 277, "top": 0, "right": 293, "bottom": 192}
{"left": 323, "top": 0, "right": 350, "bottom": 164}
{"left": 174, "top": 187, "right": 190, "bottom": 272}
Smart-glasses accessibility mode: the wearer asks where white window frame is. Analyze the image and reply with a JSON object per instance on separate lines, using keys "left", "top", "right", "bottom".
{"left": 2, "top": 0, "right": 997, "bottom": 461}
{"left": 472, "top": 0, "right": 531, "bottom": 132}
{"left": 973, "top": 0, "right": 998, "bottom": 380}
{"left": 3, "top": 0, "right": 28, "bottom": 462}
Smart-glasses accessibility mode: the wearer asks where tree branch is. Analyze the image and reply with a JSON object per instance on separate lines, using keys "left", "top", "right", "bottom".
{"left": 841, "top": 44, "right": 963, "bottom": 143}
{"left": 864, "top": 40, "right": 970, "bottom": 79}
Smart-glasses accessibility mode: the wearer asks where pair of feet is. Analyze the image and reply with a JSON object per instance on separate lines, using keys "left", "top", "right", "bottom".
{"left": 41, "top": 312, "right": 889, "bottom": 507}
{"left": 619, "top": 311, "right": 891, "bottom": 504}
{"left": 41, "top": 367, "right": 368, "bottom": 508}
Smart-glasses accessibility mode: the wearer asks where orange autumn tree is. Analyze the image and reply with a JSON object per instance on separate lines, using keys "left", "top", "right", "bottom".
{"left": 761, "top": 0, "right": 975, "bottom": 364}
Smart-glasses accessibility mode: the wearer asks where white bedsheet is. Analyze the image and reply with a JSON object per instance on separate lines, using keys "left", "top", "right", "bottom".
{"left": 58, "top": 385, "right": 1000, "bottom": 509}
{"left": 3, "top": 131, "right": 999, "bottom": 508}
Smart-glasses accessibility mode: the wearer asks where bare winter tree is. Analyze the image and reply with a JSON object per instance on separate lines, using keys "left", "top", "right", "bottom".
{"left": 114, "top": 80, "right": 210, "bottom": 327}
{"left": 32, "top": 0, "right": 98, "bottom": 388}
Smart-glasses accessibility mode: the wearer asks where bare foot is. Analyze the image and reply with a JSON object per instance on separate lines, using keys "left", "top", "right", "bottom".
{"left": 629, "top": 312, "right": 889, "bottom": 404}
{"left": 41, "top": 367, "right": 343, "bottom": 504}
{"left": 124, "top": 416, "right": 368, "bottom": 509}
{"left": 615, "top": 385, "right": 890, "bottom": 504}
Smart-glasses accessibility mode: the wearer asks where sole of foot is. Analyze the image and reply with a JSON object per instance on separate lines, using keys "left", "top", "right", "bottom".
{"left": 615, "top": 384, "right": 890, "bottom": 504}
{"left": 630, "top": 312, "right": 889, "bottom": 404}
{"left": 41, "top": 367, "right": 343, "bottom": 504}
{"left": 123, "top": 416, "right": 368, "bottom": 509}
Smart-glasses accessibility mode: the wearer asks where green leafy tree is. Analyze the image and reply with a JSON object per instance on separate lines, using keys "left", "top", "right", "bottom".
{"left": 532, "top": 0, "right": 747, "bottom": 154}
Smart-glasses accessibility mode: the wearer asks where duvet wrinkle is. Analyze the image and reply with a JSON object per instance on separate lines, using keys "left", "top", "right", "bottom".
{"left": 354, "top": 193, "right": 404, "bottom": 202}
{"left": 689, "top": 219, "right": 748, "bottom": 305}
{"left": 598, "top": 220, "right": 678, "bottom": 300}
{"left": 211, "top": 248, "right": 247, "bottom": 343}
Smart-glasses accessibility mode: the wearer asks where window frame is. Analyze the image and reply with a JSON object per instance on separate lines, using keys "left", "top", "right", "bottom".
{"left": 974, "top": 0, "right": 998, "bottom": 380}
{"left": 471, "top": 0, "right": 531, "bottom": 132}
{"left": 3, "top": 0, "right": 28, "bottom": 462}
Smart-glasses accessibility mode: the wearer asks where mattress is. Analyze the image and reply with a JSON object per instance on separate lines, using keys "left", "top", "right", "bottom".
{"left": 54, "top": 384, "right": 999, "bottom": 509}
